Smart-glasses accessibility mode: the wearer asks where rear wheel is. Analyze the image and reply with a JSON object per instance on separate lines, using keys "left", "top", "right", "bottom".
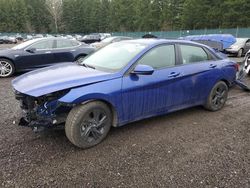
{"left": 0, "top": 58, "right": 15, "bottom": 78}
{"left": 65, "top": 101, "right": 112, "bottom": 149}
{"left": 204, "top": 81, "right": 228, "bottom": 111}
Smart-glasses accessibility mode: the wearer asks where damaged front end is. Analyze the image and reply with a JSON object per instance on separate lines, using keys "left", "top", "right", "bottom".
{"left": 14, "top": 90, "right": 72, "bottom": 132}
{"left": 235, "top": 50, "right": 250, "bottom": 91}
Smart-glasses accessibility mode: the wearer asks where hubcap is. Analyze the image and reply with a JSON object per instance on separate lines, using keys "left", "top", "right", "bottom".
{"left": 212, "top": 85, "right": 227, "bottom": 108}
{"left": 80, "top": 109, "right": 107, "bottom": 143}
{"left": 0, "top": 61, "right": 12, "bottom": 77}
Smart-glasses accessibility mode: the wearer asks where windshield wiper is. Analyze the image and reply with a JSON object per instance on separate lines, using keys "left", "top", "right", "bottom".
{"left": 81, "top": 63, "right": 95, "bottom": 69}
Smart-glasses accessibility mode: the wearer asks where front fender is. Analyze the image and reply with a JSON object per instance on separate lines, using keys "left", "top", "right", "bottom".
{"left": 58, "top": 78, "right": 123, "bottom": 122}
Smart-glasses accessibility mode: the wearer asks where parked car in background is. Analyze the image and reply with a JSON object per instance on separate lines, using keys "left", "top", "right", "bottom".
{"left": 92, "top": 36, "right": 132, "bottom": 49}
{"left": 0, "top": 38, "right": 95, "bottom": 77}
{"left": 225, "top": 38, "right": 250, "bottom": 57}
{"left": 99, "top": 33, "right": 111, "bottom": 40}
{"left": 15, "top": 34, "right": 24, "bottom": 42}
{"left": 0, "top": 36, "right": 18, "bottom": 44}
{"left": 80, "top": 34, "right": 102, "bottom": 44}
{"left": 25, "top": 35, "right": 33, "bottom": 41}
{"left": 0, "top": 37, "right": 5, "bottom": 44}
{"left": 80, "top": 33, "right": 111, "bottom": 44}
{"left": 12, "top": 39, "right": 237, "bottom": 148}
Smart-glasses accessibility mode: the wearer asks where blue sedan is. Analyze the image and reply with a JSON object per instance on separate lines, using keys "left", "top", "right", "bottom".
{"left": 0, "top": 38, "right": 95, "bottom": 77}
{"left": 12, "top": 39, "right": 237, "bottom": 148}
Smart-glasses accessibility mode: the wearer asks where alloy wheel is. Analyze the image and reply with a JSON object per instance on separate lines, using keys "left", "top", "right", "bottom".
{"left": 211, "top": 85, "right": 227, "bottom": 109}
{"left": 80, "top": 108, "right": 107, "bottom": 143}
{"left": 0, "top": 60, "right": 13, "bottom": 77}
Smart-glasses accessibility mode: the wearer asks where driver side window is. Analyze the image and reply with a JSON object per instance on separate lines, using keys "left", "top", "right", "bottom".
{"left": 137, "top": 45, "right": 176, "bottom": 69}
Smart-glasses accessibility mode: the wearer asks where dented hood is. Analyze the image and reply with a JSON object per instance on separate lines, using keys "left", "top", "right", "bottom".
{"left": 12, "top": 63, "right": 116, "bottom": 97}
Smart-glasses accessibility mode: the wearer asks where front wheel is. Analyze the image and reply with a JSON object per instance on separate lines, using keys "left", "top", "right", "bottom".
{"left": 204, "top": 81, "right": 228, "bottom": 111}
{"left": 65, "top": 101, "right": 112, "bottom": 149}
{"left": 0, "top": 59, "right": 15, "bottom": 78}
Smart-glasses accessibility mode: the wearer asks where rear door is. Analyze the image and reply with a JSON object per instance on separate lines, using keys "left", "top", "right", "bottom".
{"left": 177, "top": 44, "right": 222, "bottom": 103}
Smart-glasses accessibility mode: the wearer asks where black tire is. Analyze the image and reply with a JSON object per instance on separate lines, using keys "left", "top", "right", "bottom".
{"left": 65, "top": 101, "right": 112, "bottom": 149}
{"left": 0, "top": 58, "right": 15, "bottom": 78}
{"left": 237, "top": 49, "right": 243, "bottom": 57}
{"left": 204, "top": 81, "right": 228, "bottom": 111}
{"left": 75, "top": 55, "right": 86, "bottom": 64}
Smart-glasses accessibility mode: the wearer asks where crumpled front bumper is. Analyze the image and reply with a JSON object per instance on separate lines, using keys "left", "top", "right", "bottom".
{"left": 14, "top": 91, "right": 69, "bottom": 132}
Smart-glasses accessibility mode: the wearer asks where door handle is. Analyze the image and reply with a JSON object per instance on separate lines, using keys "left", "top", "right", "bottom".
{"left": 209, "top": 64, "right": 217, "bottom": 68}
{"left": 45, "top": 51, "right": 52, "bottom": 54}
{"left": 168, "top": 72, "right": 180, "bottom": 78}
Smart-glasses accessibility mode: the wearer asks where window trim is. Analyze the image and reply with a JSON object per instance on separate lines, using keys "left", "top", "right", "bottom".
{"left": 54, "top": 39, "right": 81, "bottom": 50}
{"left": 177, "top": 43, "right": 215, "bottom": 65}
{"left": 24, "top": 39, "right": 56, "bottom": 51}
{"left": 125, "top": 44, "right": 178, "bottom": 76}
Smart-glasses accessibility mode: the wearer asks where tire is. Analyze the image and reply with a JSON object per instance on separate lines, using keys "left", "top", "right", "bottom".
{"left": 204, "top": 81, "right": 228, "bottom": 111}
{"left": 75, "top": 55, "right": 86, "bottom": 64}
{"left": 237, "top": 49, "right": 243, "bottom": 57}
{"left": 0, "top": 58, "right": 15, "bottom": 78}
{"left": 65, "top": 101, "right": 112, "bottom": 149}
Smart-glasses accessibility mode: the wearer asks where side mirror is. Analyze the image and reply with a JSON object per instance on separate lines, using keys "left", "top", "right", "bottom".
{"left": 26, "top": 48, "right": 36, "bottom": 53}
{"left": 132, "top": 64, "right": 154, "bottom": 75}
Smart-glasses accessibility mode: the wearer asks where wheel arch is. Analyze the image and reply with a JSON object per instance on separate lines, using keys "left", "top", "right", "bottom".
{"left": 0, "top": 56, "right": 15, "bottom": 66}
{"left": 80, "top": 99, "right": 119, "bottom": 127}
{"left": 220, "top": 79, "right": 230, "bottom": 87}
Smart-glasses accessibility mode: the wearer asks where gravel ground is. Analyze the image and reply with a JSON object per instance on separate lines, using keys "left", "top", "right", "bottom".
{"left": 0, "top": 44, "right": 249, "bottom": 187}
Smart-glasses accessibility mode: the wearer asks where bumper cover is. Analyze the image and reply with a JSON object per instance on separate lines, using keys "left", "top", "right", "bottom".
{"left": 224, "top": 47, "right": 240, "bottom": 53}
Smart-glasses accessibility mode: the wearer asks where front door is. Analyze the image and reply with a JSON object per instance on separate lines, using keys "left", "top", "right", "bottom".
{"left": 16, "top": 39, "right": 55, "bottom": 70}
{"left": 121, "top": 44, "right": 192, "bottom": 123}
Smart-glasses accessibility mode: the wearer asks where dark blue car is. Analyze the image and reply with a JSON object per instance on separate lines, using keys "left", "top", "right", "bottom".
{"left": 0, "top": 38, "right": 95, "bottom": 77}
{"left": 12, "top": 39, "right": 237, "bottom": 149}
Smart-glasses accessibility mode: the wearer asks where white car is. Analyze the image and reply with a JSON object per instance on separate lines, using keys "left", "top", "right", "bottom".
{"left": 225, "top": 38, "right": 250, "bottom": 57}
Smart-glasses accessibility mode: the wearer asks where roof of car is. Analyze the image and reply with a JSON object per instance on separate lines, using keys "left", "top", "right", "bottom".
{"left": 121, "top": 38, "right": 205, "bottom": 46}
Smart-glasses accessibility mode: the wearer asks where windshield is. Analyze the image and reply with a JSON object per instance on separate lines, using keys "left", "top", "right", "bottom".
{"left": 12, "top": 39, "right": 41, "bottom": 50}
{"left": 80, "top": 42, "right": 147, "bottom": 72}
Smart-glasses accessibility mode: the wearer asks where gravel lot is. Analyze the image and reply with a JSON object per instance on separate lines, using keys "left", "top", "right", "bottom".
{"left": 0, "top": 44, "right": 249, "bottom": 187}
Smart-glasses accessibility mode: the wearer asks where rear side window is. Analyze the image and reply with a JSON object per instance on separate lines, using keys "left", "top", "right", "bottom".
{"left": 180, "top": 45, "right": 209, "bottom": 64}
{"left": 138, "top": 45, "right": 176, "bottom": 69}
{"left": 56, "top": 39, "right": 74, "bottom": 48}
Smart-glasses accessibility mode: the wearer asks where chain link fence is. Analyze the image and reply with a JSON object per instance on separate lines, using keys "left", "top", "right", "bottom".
{"left": 1, "top": 27, "right": 250, "bottom": 39}
{"left": 113, "top": 28, "right": 250, "bottom": 38}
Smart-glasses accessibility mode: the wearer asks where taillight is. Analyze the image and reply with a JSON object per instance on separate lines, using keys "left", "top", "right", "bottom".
{"left": 234, "top": 63, "right": 240, "bottom": 72}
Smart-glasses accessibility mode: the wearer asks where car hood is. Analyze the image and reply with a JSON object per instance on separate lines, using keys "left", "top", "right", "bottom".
{"left": 12, "top": 63, "right": 117, "bottom": 97}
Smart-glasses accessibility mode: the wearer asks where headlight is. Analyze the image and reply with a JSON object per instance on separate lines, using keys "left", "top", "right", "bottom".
{"left": 44, "top": 90, "right": 70, "bottom": 102}
{"left": 36, "top": 90, "right": 70, "bottom": 106}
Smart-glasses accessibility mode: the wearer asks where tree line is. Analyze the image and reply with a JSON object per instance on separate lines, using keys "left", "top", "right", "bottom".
{"left": 0, "top": 0, "right": 250, "bottom": 34}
